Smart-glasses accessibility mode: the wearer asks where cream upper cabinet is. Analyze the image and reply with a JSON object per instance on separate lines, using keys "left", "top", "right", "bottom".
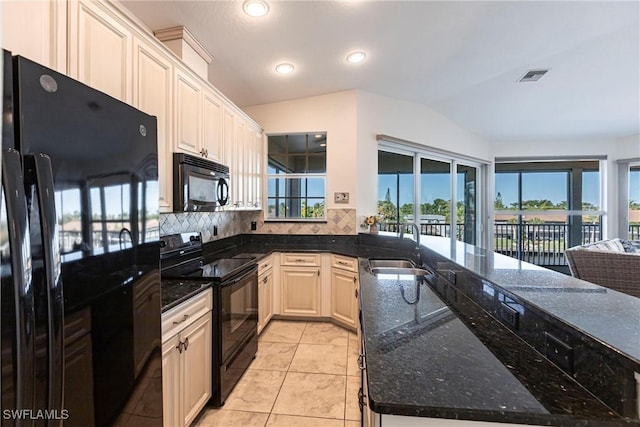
{"left": 132, "top": 36, "right": 173, "bottom": 212}
{"left": 245, "top": 124, "right": 263, "bottom": 209}
{"left": 2, "top": 0, "right": 67, "bottom": 72}
{"left": 68, "top": 0, "right": 132, "bottom": 102}
{"left": 174, "top": 66, "right": 202, "bottom": 156}
{"left": 201, "top": 88, "right": 223, "bottom": 163}
{"left": 222, "top": 107, "right": 236, "bottom": 169}
{"left": 232, "top": 116, "right": 246, "bottom": 207}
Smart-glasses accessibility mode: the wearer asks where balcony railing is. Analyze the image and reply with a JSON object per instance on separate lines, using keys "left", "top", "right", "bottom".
{"left": 382, "top": 222, "right": 630, "bottom": 267}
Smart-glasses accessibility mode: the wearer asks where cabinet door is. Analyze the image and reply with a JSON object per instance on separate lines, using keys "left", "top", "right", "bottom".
{"left": 252, "top": 127, "right": 264, "bottom": 208}
{"left": 232, "top": 116, "right": 246, "bottom": 206}
{"left": 331, "top": 268, "right": 358, "bottom": 328}
{"left": 133, "top": 36, "right": 173, "bottom": 212}
{"left": 174, "top": 67, "right": 202, "bottom": 156}
{"left": 222, "top": 107, "right": 236, "bottom": 170}
{"left": 181, "top": 313, "right": 212, "bottom": 427}
{"left": 202, "top": 88, "right": 223, "bottom": 162}
{"left": 68, "top": 0, "right": 131, "bottom": 102}
{"left": 258, "top": 269, "right": 274, "bottom": 334}
{"left": 280, "top": 267, "right": 321, "bottom": 316}
{"left": 162, "top": 336, "right": 181, "bottom": 427}
{"left": 2, "top": 0, "right": 66, "bottom": 72}
{"left": 244, "top": 124, "right": 263, "bottom": 208}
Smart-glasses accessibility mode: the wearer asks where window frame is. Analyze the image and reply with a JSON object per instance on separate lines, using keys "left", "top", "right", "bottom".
{"left": 377, "top": 140, "right": 488, "bottom": 248}
{"left": 265, "top": 132, "right": 327, "bottom": 221}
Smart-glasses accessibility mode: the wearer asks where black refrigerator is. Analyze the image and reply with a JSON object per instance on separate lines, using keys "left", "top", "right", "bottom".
{"left": 1, "top": 51, "right": 163, "bottom": 426}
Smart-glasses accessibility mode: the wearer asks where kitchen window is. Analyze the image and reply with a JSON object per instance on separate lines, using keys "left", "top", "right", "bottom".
{"left": 267, "top": 132, "right": 326, "bottom": 220}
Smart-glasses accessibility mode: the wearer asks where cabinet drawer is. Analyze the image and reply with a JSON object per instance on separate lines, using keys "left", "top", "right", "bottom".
{"left": 281, "top": 253, "right": 321, "bottom": 266}
{"left": 331, "top": 254, "right": 358, "bottom": 272}
{"left": 162, "top": 288, "right": 212, "bottom": 341}
{"left": 258, "top": 254, "right": 273, "bottom": 275}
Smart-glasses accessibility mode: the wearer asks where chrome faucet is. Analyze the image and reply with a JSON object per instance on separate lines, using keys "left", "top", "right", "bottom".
{"left": 399, "top": 222, "right": 421, "bottom": 249}
{"left": 399, "top": 222, "right": 422, "bottom": 264}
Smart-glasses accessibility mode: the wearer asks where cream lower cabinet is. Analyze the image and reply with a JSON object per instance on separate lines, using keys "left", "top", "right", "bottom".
{"left": 330, "top": 255, "right": 359, "bottom": 329}
{"left": 280, "top": 253, "right": 322, "bottom": 316}
{"left": 162, "top": 289, "right": 212, "bottom": 427}
{"left": 280, "top": 266, "right": 321, "bottom": 316}
{"left": 258, "top": 255, "right": 274, "bottom": 334}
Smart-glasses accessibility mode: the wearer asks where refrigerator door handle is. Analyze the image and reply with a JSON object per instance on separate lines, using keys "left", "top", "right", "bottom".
{"left": 25, "top": 153, "right": 65, "bottom": 416}
{"left": 1, "top": 148, "right": 36, "bottom": 414}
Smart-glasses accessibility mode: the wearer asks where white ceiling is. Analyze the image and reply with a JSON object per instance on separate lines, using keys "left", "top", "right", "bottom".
{"left": 119, "top": 0, "right": 640, "bottom": 142}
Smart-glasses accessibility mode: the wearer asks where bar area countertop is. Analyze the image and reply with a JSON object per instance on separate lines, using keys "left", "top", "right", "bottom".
{"left": 418, "top": 234, "right": 640, "bottom": 363}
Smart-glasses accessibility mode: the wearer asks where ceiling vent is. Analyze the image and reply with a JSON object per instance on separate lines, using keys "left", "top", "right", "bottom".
{"left": 518, "top": 69, "right": 549, "bottom": 83}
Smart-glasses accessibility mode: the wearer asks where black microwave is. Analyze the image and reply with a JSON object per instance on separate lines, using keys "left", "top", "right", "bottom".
{"left": 173, "top": 153, "right": 230, "bottom": 212}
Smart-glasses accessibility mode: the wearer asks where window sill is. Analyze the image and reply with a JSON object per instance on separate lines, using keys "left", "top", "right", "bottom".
{"left": 264, "top": 218, "right": 327, "bottom": 223}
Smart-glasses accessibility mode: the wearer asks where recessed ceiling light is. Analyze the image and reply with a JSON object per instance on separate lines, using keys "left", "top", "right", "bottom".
{"left": 243, "top": 0, "right": 269, "bottom": 17}
{"left": 346, "top": 51, "right": 366, "bottom": 64}
{"left": 320, "top": 143, "right": 327, "bottom": 147}
{"left": 275, "top": 63, "right": 295, "bottom": 74}
{"left": 314, "top": 134, "right": 323, "bottom": 139}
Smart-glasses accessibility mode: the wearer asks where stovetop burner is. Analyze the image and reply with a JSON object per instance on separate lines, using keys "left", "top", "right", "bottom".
{"left": 160, "top": 232, "right": 257, "bottom": 282}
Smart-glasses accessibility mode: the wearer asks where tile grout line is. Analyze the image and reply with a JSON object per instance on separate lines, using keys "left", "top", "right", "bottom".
{"left": 264, "top": 321, "right": 306, "bottom": 424}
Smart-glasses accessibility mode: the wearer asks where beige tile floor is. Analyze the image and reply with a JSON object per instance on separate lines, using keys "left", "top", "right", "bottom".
{"left": 194, "top": 320, "right": 361, "bottom": 427}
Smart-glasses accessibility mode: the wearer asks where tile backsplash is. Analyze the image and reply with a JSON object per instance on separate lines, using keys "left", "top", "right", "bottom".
{"left": 159, "top": 208, "right": 357, "bottom": 243}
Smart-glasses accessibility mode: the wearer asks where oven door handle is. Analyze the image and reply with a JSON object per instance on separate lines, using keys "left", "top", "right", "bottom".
{"left": 222, "top": 266, "right": 257, "bottom": 286}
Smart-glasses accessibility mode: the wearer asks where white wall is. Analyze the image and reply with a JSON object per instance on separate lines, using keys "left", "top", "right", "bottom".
{"left": 245, "top": 90, "right": 491, "bottom": 225}
{"left": 616, "top": 134, "right": 640, "bottom": 159}
{"left": 354, "top": 91, "right": 491, "bottom": 218}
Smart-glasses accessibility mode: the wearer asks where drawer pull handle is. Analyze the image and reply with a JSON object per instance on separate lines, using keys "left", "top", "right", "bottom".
{"left": 176, "top": 342, "right": 183, "bottom": 353}
{"left": 338, "top": 260, "right": 349, "bottom": 265}
{"left": 183, "top": 337, "right": 189, "bottom": 351}
{"left": 294, "top": 258, "right": 306, "bottom": 262}
{"left": 172, "top": 314, "right": 189, "bottom": 325}
{"left": 263, "top": 277, "right": 268, "bottom": 284}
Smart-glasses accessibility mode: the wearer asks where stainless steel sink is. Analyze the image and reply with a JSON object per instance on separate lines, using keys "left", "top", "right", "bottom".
{"left": 368, "top": 259, "right": 416, "bottom": 269}
{"left": 370, "top": 267, "right": 433, "bottom": 276}
{"left": 368, "top": 259, "right": 433, "bottom": 276}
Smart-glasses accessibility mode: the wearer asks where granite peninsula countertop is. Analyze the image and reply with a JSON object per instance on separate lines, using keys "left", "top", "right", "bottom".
{"left": 418, "top": 234, "right": 640, "bottom": 363}
{"left": 160, "top": 232, "right": 640, "bottom": 425}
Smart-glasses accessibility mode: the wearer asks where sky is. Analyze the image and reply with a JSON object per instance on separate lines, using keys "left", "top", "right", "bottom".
{"left": 378, "top": 170, "right": 614, "bottom": 208}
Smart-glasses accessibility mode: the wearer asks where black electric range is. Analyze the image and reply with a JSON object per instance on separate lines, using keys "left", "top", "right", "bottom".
{"left": 160, "top": 232, "right": 258, "bottom": 407}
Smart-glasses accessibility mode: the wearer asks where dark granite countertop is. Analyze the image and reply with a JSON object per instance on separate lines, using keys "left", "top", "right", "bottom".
{"left": 159, "top": 232, "right": 640, "bottom": 425}
{"left": 358, "top": 259, "right": 636, "bottom": 426}
{"left": 417, "top": 235, "right": 640, "bottom": 364}
{"left": 161, "top": 279, "right": 211, "bottom": 312}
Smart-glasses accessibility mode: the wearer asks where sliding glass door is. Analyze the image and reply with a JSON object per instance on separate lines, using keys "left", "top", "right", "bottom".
{"left": 378, "top": 145, "right": 484, "bottom": 246}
